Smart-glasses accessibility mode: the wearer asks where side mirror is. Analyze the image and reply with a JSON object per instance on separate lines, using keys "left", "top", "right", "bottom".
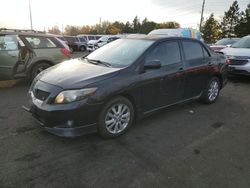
{"left": 226, "top": 44, "right": 232, "bottom": 47}
{"left": 144, "top": 60, "right": 162, "bottom": 69}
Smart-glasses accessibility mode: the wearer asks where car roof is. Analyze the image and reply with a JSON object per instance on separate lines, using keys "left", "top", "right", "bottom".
{"left": 0, "top": 30, "right": 53, "bottom": 37}
{"left": 126, "top": 34, "right": 201, "bottom": 42}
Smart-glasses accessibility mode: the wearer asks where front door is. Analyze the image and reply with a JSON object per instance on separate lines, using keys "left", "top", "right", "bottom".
{"left": 141, "top": 40, "right": 185, "bottom": 112}
{"left": 0, "top": 35, "right": 19, "bottom": 80}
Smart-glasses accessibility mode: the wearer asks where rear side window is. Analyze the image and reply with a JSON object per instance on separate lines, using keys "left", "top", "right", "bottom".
{"left": 145, "top": 41, "right": 181, "bottom": 66}
{"left": 25, "top": 36, "right": 57, "bottom": 49}
{"left": 0, "top": 35, "right": 18, "bottom": 51}
{"left": 182, "top": 41, "right": 203, "bottom": 60}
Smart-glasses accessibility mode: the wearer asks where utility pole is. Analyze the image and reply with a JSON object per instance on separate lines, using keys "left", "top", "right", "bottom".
{"left": 29, "top": 0, "right": 33, "bottom": 30}
{"left": 199, "top": 0, "right": 205, "bottom": 31}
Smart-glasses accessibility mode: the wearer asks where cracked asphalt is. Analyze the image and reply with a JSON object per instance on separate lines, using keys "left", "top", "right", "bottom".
{"left": 0, "top": 71, "right": 250, "bottom": 187}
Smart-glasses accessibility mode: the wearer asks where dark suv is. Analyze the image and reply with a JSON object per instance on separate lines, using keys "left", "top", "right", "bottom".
{"left": 24, "top": 36, "right": 228, "bottom": 138}
{"left": 0, "top": 29, "right": 71, "bottom": 81}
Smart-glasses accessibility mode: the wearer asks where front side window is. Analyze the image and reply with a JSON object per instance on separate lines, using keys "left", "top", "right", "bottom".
{"left": 145, "top": 41, "right": 181, "bottom": 66}
{"left": 87, "top": 39, "right": 154, "bottom": 68}
{"left": 0, "top": 35, "right": 18, "bottom": 51}
{"left": 25, "top": 36, "right": 56, "bottom": 48}
{"left": 183, "top": 41, "right": 204, "bottom": 61}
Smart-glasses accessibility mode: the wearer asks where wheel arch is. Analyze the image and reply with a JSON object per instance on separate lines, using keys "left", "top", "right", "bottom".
{"left": 103, "top": 93, "right": 138, "bottom": 119}
{"left": 212, "top": 73, "right": 223, "bottom": 89}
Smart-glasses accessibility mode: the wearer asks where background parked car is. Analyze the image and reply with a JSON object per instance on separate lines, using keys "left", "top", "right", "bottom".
{"left": 0, "top": 29, "right": 71, "bottom": 81}
{"left": 220, "top": 35, "right": 250, "bottom": 76}
{"left": 148, "top": 28, "right": 204, "bottom": 41}
{"left": 77, "top": 34, "right": 102, "bottom": 43}
{"left": 87, "top": 36, "right": 120, "bottom": 52}
{"left": 209, "top": 38, "right": 240, "bottom": 53}
{"left": 63, "top": 36, "right": 87, "bottom": 52}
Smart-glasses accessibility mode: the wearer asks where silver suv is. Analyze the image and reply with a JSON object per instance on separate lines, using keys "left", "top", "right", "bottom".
{"left": 0, "top": 29, "right": 71, "bottom": 81}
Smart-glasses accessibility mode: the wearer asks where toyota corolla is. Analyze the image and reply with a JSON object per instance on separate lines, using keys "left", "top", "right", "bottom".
{"left": 23, "top": 36, "right": 228, "bottom": 138}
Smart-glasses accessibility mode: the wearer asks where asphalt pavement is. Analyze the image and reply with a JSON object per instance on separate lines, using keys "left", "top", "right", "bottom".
{"left": 0, "top": 68, "right": 250, "bottom": 187}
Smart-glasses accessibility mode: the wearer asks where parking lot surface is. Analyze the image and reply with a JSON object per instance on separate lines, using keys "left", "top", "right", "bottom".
{"left": 0, "top": 74, "right": 250, "bottom": 188}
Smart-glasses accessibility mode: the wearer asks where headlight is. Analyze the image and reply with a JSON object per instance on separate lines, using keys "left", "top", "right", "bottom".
{"left": 54, "top": 88, "right": 97, "bottom": 104}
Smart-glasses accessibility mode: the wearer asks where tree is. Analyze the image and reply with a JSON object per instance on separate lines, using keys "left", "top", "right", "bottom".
{"left": 123, "top": 21, "right": 133, "bottom": 33}
{"left": 201, "top": 14, "right": 221, "bottom": 43}
{"left": 140, "top": 18, "right": 157, "bottom": 34}
{"left": 156, "top": 22, "right": 180, "bottom": 29}
{"left": 48, "top": 26, "right": 61, "bottom": 35}
{"left": 235, "top": 4, "right": 250, "bottom": 37}
{"left": 64, "top": 25, "right": 81, "bottom": 36}
{"left": 221, "top": 1, "right": 241, "bottom": 38}
{"left": 132, "top": 16, "right": 141, "bottom": 33}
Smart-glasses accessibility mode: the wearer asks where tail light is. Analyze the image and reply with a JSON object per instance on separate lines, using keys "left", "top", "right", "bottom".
{"left": 61, "top": 48, "right": 71, "bottom": 58}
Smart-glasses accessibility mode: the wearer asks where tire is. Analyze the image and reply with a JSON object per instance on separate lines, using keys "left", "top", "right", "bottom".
{"left": 201, "top": 77, "right": 221, "bottom": 104}
{"left": 80, "top": 46, "right": 86, "bottom": 52}
{"left": 98, "top": 96, "right": 134, "bottom": 138}
{"left": 29, "top": 62, "right": 51, "bottom": 82}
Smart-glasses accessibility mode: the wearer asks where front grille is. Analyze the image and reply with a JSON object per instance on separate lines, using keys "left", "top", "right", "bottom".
{"left": 229, "top": 59, "right": 249, "bottom": 65}
{"left": 33, "top": 89, "right": 50, "bottom": 101}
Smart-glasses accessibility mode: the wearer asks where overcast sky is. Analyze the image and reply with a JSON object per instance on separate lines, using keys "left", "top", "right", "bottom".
{"left": 0, "top": 0, "right": 249, "bottom": 31}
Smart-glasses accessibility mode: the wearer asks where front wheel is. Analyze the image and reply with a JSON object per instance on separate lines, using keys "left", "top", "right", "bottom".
{"left": 98, "top": 97, "right": 134, "bottom": 138}
{"left": 201, "top": 77, "right": 220, "bottom": 104}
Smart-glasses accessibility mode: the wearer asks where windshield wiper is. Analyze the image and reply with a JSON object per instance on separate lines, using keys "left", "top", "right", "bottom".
{"left": 85, "top": 58, "right": 112, "bottom": 67}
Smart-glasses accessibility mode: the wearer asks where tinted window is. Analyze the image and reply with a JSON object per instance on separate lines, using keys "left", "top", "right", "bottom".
{"left": 145, "top": 41, "right": 181, "bottom": 66}
{"left": 89, "top": 36, "right": 95, "bottom": 40}
{"left": 79, "top": 37, "right": 86, "bottom": 42}
{"left": 0, "top": 35, "right": 18, "bottom": 51}
{"left": 183, "top": 41, "right": 203, "bottom": 60}
{"left": 25, "top": 36, "right": 56, "bottom": 48}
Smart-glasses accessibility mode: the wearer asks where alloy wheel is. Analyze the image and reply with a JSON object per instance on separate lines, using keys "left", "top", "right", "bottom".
{"left": 105, "top": 103, "right": 130, "bottom": 134}
{"left": 208, "top": 80, "right": 219, "bottom": 101}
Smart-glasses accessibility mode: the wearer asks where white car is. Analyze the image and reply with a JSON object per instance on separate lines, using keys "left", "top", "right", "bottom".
{"left": 87, "top": 36, "right": 120, "bottom": 52}
{"left": 220, "top": 36, "right": 250, "bottom": 76}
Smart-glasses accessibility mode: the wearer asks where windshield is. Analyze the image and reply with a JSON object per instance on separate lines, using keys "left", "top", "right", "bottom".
{"left": 98, "top": 36, "right": 109, "bottom": 42}
{"left": 86, "top": 39, "right": 154, "bottom": 68}
{"left": 232, "top": 37, "right": 250, "bottom": 48}
{"left": 215, "top": 38, "right": 238, "bottom": 45}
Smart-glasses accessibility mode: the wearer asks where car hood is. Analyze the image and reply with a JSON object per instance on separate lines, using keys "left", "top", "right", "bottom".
{"left": 220, "top": 47, "right": 250, "bottom": 57}
{"left": 39, "top": 58, "right": 121, "bottom": 89}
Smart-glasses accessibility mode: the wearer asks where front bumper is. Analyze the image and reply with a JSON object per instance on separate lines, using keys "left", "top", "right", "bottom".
{"left": 23, "top": 80, "right": 103, "bottom": 137}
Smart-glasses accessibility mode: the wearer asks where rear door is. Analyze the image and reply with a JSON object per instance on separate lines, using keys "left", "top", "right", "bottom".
{"left": 23, "top": 36, "right": 68, "bottom": 63}
{"left": 181, "top": 40, "right": 212, "bottom": 99}
{"left": 0, "top": 35, "right": 19, "bottom": 80}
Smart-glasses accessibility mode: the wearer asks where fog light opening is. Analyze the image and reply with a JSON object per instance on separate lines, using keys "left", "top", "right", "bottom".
{"left": 67, "top": 120, "right": 74, "bottom": 127}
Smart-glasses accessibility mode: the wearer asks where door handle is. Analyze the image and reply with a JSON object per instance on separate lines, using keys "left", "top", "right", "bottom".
{"left": 178, "top": 67, "right": 184, "bottom": 72}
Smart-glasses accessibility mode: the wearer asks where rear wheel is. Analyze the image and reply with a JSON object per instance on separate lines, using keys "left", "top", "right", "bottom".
{"left": 201, "top": 77, "right": 220, "bottom": 104}
{"left": 80, "top": 46, "right": 86, "bottom": 52}
{"left": 98, "top": 97, "right": 134, "bottom": 138}
{"left": 29, "top": 62, "right": 51, "bottom": 82}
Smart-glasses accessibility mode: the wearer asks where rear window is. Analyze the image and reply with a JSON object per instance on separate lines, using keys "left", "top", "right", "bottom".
{"left": 0, "top": 35, "right": 18, "bottom": 51}
{"left": 182, "top": 41, "right": 203, "bottom": 60}
{"left": 25, "top": 36, "right": 57, "bottom": 49}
